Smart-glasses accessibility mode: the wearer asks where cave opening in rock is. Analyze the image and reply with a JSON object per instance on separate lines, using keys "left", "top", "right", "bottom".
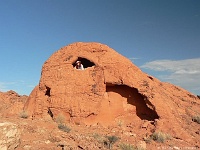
{"left": 72, "top": 57, "right": 95, "bottom": 69}
{"left": 45, "top": 86, "right": 51, "bottom": 97}
{"left": 106, "top": 84, "right": 159, "bottom": 121}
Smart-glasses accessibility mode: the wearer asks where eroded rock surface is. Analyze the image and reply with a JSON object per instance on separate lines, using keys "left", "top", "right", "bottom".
{"left": 0, "top": 122, "right": 21, "bottom": 150}
{"left": 0, "top": 90, "right": 27, "bottom": 117}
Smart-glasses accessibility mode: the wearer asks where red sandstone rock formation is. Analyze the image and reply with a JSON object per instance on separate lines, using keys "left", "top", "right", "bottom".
{"left": 0, "top": 90, "right": 27, "bottom": 117}
{"left": 24, "top": 42, "right": 200, "bottom": 144}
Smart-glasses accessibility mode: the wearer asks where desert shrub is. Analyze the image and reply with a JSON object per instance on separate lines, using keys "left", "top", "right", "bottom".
{"left": 117, "top": 119, "right": 124, "bottom": 127}
{"left": 93, "top": 134, "right": 119, "bottom": 149}
{"left": 143, "top": 136, "right": 152, "bottom": 144}
{"left": 55, "top": 114, "right": 66, "bottom": 124}
{"left": 119, "top": 143, "right": 135, "bottom": 150}
{"left": 107, "top": 135, "right": 119, "bottom": 144}
{"left": 93, "top": 133, "right": 100, "bottom": 139}
{"left": 119, "top": 143, "right": 145, "bottom": 150}
{"left": 19, "top": 110, "right": 29, "bottom": 119}
{"left": 192, "top": 115, "right": 200, "bottom": 124}
{"left": 104, "top": 135, "right": 119, "bottom": 149}
{"left": 93, "top": 133, "right": 107, "bottom": 148}
{"left": 48, "top": 134, "right": 61, "bottom": 143}
{"left": 58, "top": 124, "right": 71, "bottom": 133}
{"left": 151, "top": 131, "right": 171, "bottom": 143}
{"left": 93, "top": 133, "right": 104, "bottom": 142}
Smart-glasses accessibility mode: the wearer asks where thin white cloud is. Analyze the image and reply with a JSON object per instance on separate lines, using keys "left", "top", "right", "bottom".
{"left": 141, "top": 58, "right": 200, "bottom": 95}
{"left": 141, "top": 58, "right": 200, "bottom": 72}
{"left": 0, "top": 83, "right": 8, "bottom": 92}
{"left": 27, "top": 85, "right": 35, "bottom": 88}
{"left": 0, "top": 80, "right": 32, "bottom": 95}
{"left": 129, "top": 57, "right": 140, "bottom": 60}
{"left": 0, "top": 82, "right": 17, "bottom": 92}
{"left": 129, "top": 57, "right": 140, "bottom": 63}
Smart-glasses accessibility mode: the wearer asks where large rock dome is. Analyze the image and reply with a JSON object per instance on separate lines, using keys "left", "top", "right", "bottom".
{"left": 24, "top": 42, "right": 199, "bottom": 143}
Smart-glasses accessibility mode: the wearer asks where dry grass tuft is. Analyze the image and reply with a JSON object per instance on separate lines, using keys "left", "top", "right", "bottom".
{"left": 151, "top": 131, "right": 171, "bottom": 143}
{"left": 19, "top": 110, "right": 29, "bottom": 119}
{"left": 58, "top": 124, "right": 71, "bottom": 133}
{"left": 192, "top": 115, "right": 200, "bottom": 124}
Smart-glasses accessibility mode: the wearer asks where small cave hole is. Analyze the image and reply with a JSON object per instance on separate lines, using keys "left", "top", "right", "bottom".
{"left": 148, "top": 75, "right": 154, "bottom": 80}
{"left": 45, "top": 86, "right": 51, "bottom": 96}
{"left": 72, "top": 57, "right": 95, "bottom": 69}
{"left": 106, "top": 84, "right": 159, "bottom": 121}
{"left": 47, "top": 108, "right": 54, "bottom": 118}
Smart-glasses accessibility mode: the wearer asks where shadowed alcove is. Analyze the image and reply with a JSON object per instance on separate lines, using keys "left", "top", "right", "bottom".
{"left": 45, "top": 86, "right": 51, "bottom": 97}
{"left": 106, "top": 84, "right": 159, "bottom": 121}
{"left": 72, "top": 57, "right": 95, "bottom": 69}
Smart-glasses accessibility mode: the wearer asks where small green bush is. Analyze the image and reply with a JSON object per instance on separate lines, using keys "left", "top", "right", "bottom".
{"left": 192, "top": 116, "right": 200, "bottom": 124}
{"left": 93, "top": 134, "right": 119, "bottom": 149}
{"left": 151, "top": 131, "right": 171, "bottom": 143}
{"left": 105, "top": 135, "right": 119, "bottom": 149}
{"left": 107, "top": 135, "right": 119, "bottom": 144}
{"left": 19, "top": 110, "right": 29, "bottom": 119}
{"left": 58, "top": 124, "right": 71, "bottom": 133}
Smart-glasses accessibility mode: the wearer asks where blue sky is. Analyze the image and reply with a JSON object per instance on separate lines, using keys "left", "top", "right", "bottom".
{"left": 0, "top": 0, "right": 199, "bottom": 95}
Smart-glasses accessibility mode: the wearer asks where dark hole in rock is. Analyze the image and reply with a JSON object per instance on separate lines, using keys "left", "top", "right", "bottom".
{"left": 57, "top": 144, "right": 65, "bottom": 150}
{"left": 148, "top": 75, "right": 154, "bottom": 80}
{"left": 47, "top": 108, "right": 54, "bottom": 118}
{"left": 78, "top": 145, "right": 84, "bottom": 149}
{"left": 72, "top": 57, "right": 95, "bottom": 69}
{"left": 45, "top": 86, "right": 51, "bottom": 96}
{"left": 106, "top": 84, "right": 159, "bottom": 121}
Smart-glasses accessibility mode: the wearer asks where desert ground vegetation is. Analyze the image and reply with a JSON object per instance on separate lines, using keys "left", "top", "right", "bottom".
{"left": 19, "top": 110, "right": 29, "bottom": 119}
{"left": 58, "top": 123, "right": 71, "bottom": 133}
{"left": 192, "top": 115, "right": 200, "bottom": 124}
{"left": 150, "top": 131, "right": 171, "bottom": 143}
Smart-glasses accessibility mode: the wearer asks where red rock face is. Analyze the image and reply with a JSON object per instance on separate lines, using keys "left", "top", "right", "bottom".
{"left": 0, "top": 90, "right": 27, "bottom": 117}
{"left": 24, "top": 42, "right": 200, "bottom": 141}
